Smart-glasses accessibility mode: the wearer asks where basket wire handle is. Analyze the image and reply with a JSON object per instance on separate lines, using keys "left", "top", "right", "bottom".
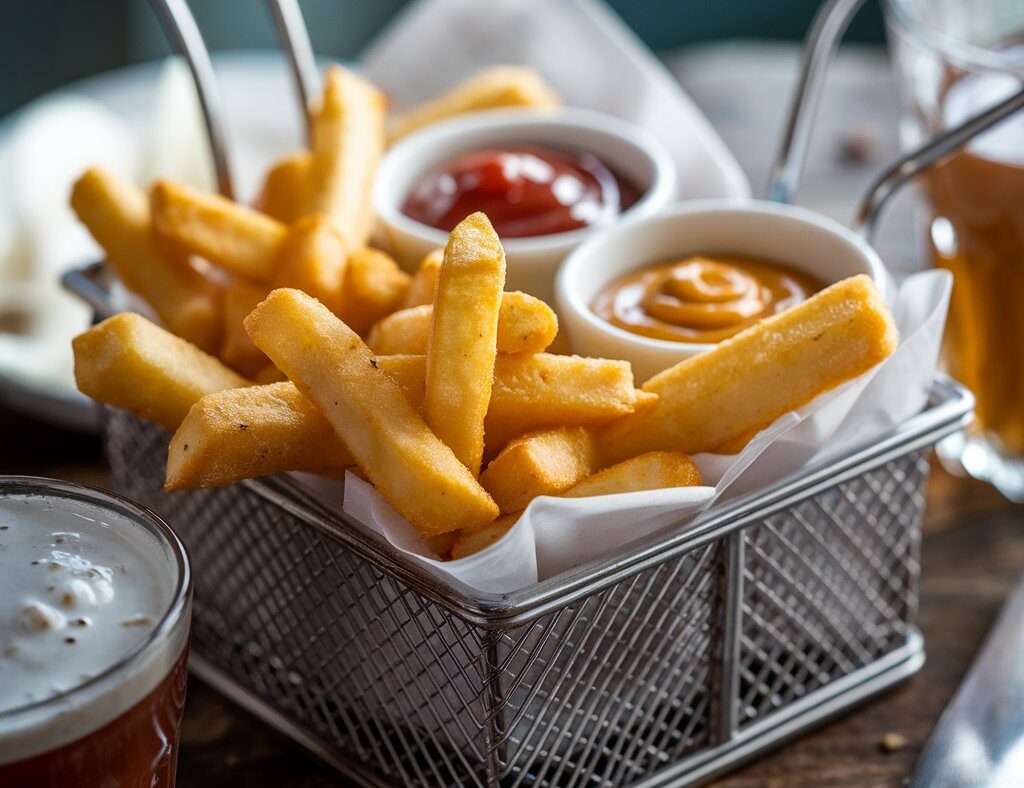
{"left": 266, "top": 0, "right": 321, "bottom": 144}
{"left": 852, "top": 84, "right": 1024, "bottom": 240}
{"left": 149, "top": 0, "right": 236, "bottom": 199}
{"left": 769, "top": 0, "right": 1024, "bottom": 245}
{"left": 767, "top": 0, "right": 867, "bottom": 205}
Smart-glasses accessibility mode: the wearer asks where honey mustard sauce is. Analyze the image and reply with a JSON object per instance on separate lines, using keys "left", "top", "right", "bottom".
{"left": 593, "top": 256, "right": 823, "bottom": 343}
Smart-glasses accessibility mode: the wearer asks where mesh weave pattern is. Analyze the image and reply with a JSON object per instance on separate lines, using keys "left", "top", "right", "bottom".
{"left": 104, "top": 409, "right": 925, "bottom": 786}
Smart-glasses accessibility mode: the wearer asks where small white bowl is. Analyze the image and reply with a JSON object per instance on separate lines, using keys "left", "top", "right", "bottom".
{"left": 556, "top": 199, "right": 892, "bottom": 383}
{"left": 372, "top": 108, "right": 677, "bottom": 306}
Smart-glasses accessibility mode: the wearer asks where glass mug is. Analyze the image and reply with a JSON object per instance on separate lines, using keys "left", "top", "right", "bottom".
{"left": 0, "top": 477, "right": 192, "bottom": 787}
{"left": 886, "top": 0, "right": 1024, "bottom": 497}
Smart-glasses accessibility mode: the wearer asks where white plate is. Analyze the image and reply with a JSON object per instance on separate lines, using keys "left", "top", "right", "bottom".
{"left": 0, "top": 52, "right": 304, "bottom": 432}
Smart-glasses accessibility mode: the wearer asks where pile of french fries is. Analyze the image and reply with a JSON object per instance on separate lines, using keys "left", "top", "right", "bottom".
{"left": 69, "top": 64, "right": 899, "bottom": 560}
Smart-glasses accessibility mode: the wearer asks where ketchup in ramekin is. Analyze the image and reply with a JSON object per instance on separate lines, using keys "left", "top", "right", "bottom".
{"left": 401, "top": 146, "right": 641, "bottom": 238}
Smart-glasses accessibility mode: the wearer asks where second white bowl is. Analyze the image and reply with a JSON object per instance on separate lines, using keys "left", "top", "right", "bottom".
{"left": 556, "top": 199, "right": 892, "bottom": 383}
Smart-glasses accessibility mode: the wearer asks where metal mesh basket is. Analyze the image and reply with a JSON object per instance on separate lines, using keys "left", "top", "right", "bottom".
{"left": 99, "top": 377, "right": 970, "bottom": 787}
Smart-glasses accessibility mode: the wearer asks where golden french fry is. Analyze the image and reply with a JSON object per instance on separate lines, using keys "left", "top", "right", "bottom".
{"left": 253, "top": 363, "right": 287, "bottom": 384}
{"left": 367, "top": 291, "right": 557, "bottom": 356}
{"left": 73, "top": 312, "right": 249, "bottom": 431}
{"left": 165, "top": 382, "right": 352, "bottom": 490}
{"left": 562, "top": 451, "right": 702, "bottom": 498}
{"left": 244, "top": 288, "right": 498, "bottom": 536}
{"left": 270, "top": 213, "right": 347, "bottom": 313}
{"left": 257, "top": 152, "right": 313, "bottom": 224}
{"left": 162, "top": 353, "right": 650, "bottom": 491}
{"left": 70, "top": 168, "right": 222, "bottom": 353}
{"left": 402, "top": 248, "right": 443, "bottom": 308}
{"left": 451, "top": 452, "right": 701, "bottom": 559}
{"left": 450, "top": 513, "right": 521, "bottom": 560}
{"left": 366, "top": 305, "right": 433, "bottom": 355}
{"left": 220, "top": 279, "right": 270, "bottom": 377}
{"left": 424, "top": 213, "right": 506, "bottom": 476}
{"left": 480, "top": 426, "right": 597, "bottom": 514}
{"left": 150, "top": 179, "right": 286, "bottom": 282}
{"left": 496, "top": 291, "right": 560, "bottom": 354}
{"left": 338, "top": 247, "right": 411, "bottom": 335}
{"left": 600, "top": 275, "right": 899, "bottom": 463}
{"left": 389, "top": 66, "right": 560, "bottom": 141}
{"left": 423, "top": 531, "right": 458, "bottom": 559}
{"left": 309, "top": 66, "right": 386, "bottom": 248}
{"left": 484, "top": 353, "right": 640, "bottom": 453}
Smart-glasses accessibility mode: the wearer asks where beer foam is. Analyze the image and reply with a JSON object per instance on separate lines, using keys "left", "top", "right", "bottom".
{"left": 0, "top": 493, "right": 188, "bottom": 763}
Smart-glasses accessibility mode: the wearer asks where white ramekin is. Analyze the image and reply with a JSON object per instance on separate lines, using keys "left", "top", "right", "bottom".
{"left": 555, "top": 199, "right": 893, "bottom": 383}
{"left": 372, "top": 108, "right": 677, "bottom": 306}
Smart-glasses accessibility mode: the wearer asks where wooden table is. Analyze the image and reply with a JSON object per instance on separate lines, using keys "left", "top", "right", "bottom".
{"left": 5, "top": 43, "right": 1022, "bottom": 788}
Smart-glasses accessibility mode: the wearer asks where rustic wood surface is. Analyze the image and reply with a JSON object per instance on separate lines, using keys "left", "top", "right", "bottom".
{"left": 4, "top": 43, "right": 1021, "bottom": 788}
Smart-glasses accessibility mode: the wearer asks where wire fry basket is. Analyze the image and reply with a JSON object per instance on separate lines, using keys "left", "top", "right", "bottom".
{"left": 61, "top": 0, "right": 1017, "bottom": 783}
{"left": 93, "top": 379, "right": 969, "bottom": 787}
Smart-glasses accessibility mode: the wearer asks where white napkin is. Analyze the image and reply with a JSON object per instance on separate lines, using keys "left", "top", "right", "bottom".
{"left": 339, "top": 270, "right": 950, "bottom": 593}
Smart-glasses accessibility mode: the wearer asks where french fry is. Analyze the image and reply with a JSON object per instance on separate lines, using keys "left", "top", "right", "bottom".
{"left": 600, "top": 275, "right": 899, "bottom": 463}
{"left": 562, "top": 452, "right": 702, "bottom": 498}
{"left": 70, "top": 168, "right": 222, "bottom": 353}
{"left": 424, "top": 213, "right": 506, "bottom": 476}
{"left": 366, "top": 305, "right": 433, "bottom": 356}
{"left": 450, "top": 513, "right": 521, "bottom": 560}
{"left": 253, "top": 363, "right": 287, "bottom": 384}
{"left": 73, "top": 312, "right": 249, "bottom": 431}
{"left": 338, "top": 247, "right": 411, "bottom": 335}
{"left": 454, "top": 452, "right": 700, "bottom": 559}
{"left": 244, "top": 288, "right": 499, "bottom": 536}
{"left": 402, "top": 248, "right": 443, "bottom": 308}
{"left": 367, "top": 291, "right": 558, "bottom": 356}
{"left": 220, "top": 279, "right": 270, "bottom": 377}
{"left": 452, "top": 452, "right": 702, "bottom": 559}
{"left": 496, "top": 291, "right": 560, "bottom": 354}
{"left": 309, "top": 66, "right": 386, "bottom": 248}
{"left": 480, "top": 426, "right": 597, "bottom": 514}
{"left": 389, "top": 66, "right": 560, "bottom": 141}
{"left": 485, "top": 353, "right": 640, "bottom": 453}
{"left": 165, "top": 382, "right": 352, "bottom": 490}
{"left": 270, "top": 213, "right": 347, "bottom": 314}
{"left": 424, "top": 531, "right": 458, "bottom": 559}
{"left": 257, "top": 152, "right": 313, "bottom": 224}
{"left": 167, "top": 353, "right": 645, "bottom": 490}
{"left": 150, "top": 179, "right": 286, "bottom": 282}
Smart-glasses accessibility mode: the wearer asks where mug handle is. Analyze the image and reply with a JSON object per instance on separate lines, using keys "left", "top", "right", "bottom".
{"left": 767, "top": 0, "right": 1024, "bottom": 243}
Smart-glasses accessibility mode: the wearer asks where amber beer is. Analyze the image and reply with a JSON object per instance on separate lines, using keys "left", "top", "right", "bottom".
{"left": 887, "top": 0, "right": 1024, "bottom": 493}
{"left": 0, "top": 478, "right": 192, "bottom": 787}
{"left": 926, "top": 125, "right": 1024, "bottom": 455}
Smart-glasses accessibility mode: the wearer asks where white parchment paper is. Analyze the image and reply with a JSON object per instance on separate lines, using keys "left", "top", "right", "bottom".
{"left": 337, "top": 270, "right": 951, "bottom": 593}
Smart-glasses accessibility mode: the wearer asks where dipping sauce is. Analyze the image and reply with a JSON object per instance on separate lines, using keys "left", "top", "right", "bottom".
{"left": 402, "top": 146, "right": 641, "bottom": 238}
{"left": 594, "top": 256, "right": 822, "bottom": 343}
{"left": 0, "top": 490, "right": 189, "bottom": 787}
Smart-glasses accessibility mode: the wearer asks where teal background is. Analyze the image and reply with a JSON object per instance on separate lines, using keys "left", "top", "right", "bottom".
{"left": 0, "top": 0, "right": 886, "bottom": 119}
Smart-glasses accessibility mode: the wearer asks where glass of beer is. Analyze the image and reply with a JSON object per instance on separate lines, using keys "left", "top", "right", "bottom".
{"left": 0, "top": 476, "right": 192, "bottom": 787}
{"left": 886, "top": 0, "right": 1024, "bottom": 497}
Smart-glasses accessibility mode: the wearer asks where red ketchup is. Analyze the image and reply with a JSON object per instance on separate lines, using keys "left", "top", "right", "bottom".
{"left": 402, "top": 146, "right": 641, "bottom": 238}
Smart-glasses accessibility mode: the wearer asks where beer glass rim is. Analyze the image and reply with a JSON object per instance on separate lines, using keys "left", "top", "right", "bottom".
{"left": 0, "top": 475, "right": 191, "bottom": 723}
{"left": 886, "top": 0, "right": 1024, "bottom": 75}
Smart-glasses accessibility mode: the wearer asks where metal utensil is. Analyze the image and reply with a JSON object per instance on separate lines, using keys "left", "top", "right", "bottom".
{"left": 911, "top": 573, "right": 1024, "bottom": 787}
